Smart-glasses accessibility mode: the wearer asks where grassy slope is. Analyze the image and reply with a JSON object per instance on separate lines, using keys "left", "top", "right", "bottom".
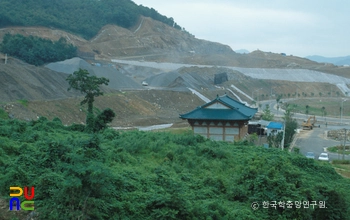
{"left": 285, "top": 98, "right": 350, "bottom": 117}
{"left": 332, "top": 164, "right": 350, "bottom": 178}
{"left": 0, "top": 118, "right": 349, "bottom": 219}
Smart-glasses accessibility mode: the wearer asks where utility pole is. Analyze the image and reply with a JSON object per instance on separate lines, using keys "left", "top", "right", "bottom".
{"left": 252, "top": 88, "right": 262, "bottom": 109}
{"left": 341, "top": 99, "right": 347, "bottom": 125}
{"left": 257, "top": 88, "right": 261, "bottom": 111}
{"left": 343, "top": 128, "right": 347, "bottom": 160}
{"left": 281, "top": 119, "right": 285, "bottom": 150}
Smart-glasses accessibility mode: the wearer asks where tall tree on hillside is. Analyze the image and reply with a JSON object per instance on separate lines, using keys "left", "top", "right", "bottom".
{"left": 276, "top": 94, "right": 283, "bottom": 115}
{"left": 283, "top": 107, "right": 298, "bottom": 148}
{"left": 305, "top": 105, "right": 309, "bottom": 116}
{"left": 262, "top": 104, "right": 274, "bottom": 121}
{"left": 66, "top": 68, "right": 113, "bottom": 132}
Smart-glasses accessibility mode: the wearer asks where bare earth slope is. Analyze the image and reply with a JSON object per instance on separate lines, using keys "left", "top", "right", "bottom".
{"left": 89, "top": 17, "right": 234, "bottom": 61}
{"left": 0, "top": 17, "right": 349, "bottom": 127}
{"left": 1, "top": 17, "right": 348, "bottom": 73}
{"left": 2, "top": 90, "right": 205, "bottom": 127}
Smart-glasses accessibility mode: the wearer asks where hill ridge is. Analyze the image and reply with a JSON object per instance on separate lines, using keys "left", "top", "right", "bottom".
{"left": 0, "top": 0, "right": 181, "bottom": 39}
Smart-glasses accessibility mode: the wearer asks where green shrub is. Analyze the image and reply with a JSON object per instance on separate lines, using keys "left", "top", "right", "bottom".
{"left": 16, "top": 99, "right": 28, "bottom": 107}
{"left": 68, "top": 123, "right": 86, "bottom": 132}
{"left": 1, "top": 34, "right": 77, "bottom": 66}
{"left": 93, "top": 108, "right": 116, "bottom": 132}
{"left": 293, "top": 147, "right": 300, "bottom": 154}
{"left": 101, "top": 128, "right": 119, "bottom": 141}
{"left": 0, "top": 108, "right": 8, "bottom": 119}
{"left": 0, "top": 119, "right": 349, "bottom": 219}
{"left": 328, "top": 145, "right": 350, "bottom": 154}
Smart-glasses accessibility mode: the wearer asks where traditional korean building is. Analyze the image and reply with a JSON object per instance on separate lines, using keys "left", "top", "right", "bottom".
{"left": 180, "top": 94, "right": 258, "bottom": 141}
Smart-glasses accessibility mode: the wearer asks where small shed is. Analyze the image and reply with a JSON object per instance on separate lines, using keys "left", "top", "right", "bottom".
{"left": 266, "top": 122, "right": 284, "bottom": 136}
{"left": 180, "top": 94, "right": 257, "bottom": 141}
{"left": 248, "top": 120, "right": 269, "bottom": 135}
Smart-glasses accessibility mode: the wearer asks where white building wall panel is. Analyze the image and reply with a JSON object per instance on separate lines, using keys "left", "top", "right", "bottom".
{"left": 209, "top": 135, "right": 223, "bottom": 141}
{"left": 209, "top": 127, "right": 224, "bottom": 135}
{"left": 225, "top": 127, "right": 239, "bottom": 135}
{"left": 194, "top": 126, "right": 207, "bottom": 134}
{"left": 205, "top": 102, "right": 230, "bottom": 109}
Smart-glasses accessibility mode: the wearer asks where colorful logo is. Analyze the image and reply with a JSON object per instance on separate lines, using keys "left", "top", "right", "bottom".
{"left": 9, "top": 186, "right": 35, "bottom": 211}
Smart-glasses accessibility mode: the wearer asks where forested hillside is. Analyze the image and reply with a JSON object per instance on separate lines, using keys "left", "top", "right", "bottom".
{"left": 1, "top": 118, "right": 349, "bottom": 219}
{"left": 0, "top": 33, "right": 77, "bottom": 65}
{"left": 0, "top": 0, "right": 181, "bottom": 39}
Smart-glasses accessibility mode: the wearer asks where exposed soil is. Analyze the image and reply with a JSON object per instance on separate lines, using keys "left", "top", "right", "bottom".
{"left": 0, "top": 17, "right": 349, "bottom": 127}
{"left": 1, "top": 17, "right": 348, "bottom": 74}
{"left": 2, "top": 90, "right": 205, "bottom": 127}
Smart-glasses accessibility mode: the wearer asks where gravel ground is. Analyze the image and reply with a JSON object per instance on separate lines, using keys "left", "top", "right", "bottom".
{"left": 45, "top": 58, "right": 350, "bottom": 96}
{"left": 144, "top": 70, "right": 216, "bottom": 91}
{"left": 46, "top": 57, "right": 143, "bottom": 90}
{"left": 0, "top": 61, "right": 81, "bottom": 102}
{"left": 111, "top": 59, "right": 350, "bottom": 93}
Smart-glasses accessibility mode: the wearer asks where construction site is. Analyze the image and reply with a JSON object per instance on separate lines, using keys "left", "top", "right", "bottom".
{"left": 1, "top": 17, "right": 350, "bottom": 130}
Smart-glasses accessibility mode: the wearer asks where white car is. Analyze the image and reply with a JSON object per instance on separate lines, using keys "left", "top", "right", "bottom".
{"left": 318, "top": 153, "right": 329, "bottom": 161}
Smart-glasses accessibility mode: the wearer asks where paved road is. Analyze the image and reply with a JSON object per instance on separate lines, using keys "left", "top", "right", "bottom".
{"left": 257, "top": 99, "right": 350, "bottom": 161}
{"left": 295, "top": 125, "right": 350, "bottom": 161}
{"left": 109, "top": 60, "right": 350, "bottom": 87}
{"left": 260, "top": 99, "right": 350, "bottom": 125}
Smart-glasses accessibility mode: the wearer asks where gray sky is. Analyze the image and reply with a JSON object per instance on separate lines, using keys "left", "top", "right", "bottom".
{"left": 133, "top": 0, "right": 349, "bottom": 57}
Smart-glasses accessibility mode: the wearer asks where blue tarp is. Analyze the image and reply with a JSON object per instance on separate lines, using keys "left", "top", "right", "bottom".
{"left": 266, "top": 122, "right": 283, "bottom": 130}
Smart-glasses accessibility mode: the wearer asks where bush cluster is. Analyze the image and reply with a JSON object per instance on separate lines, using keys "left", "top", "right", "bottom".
{"left": 0, "top": 34, "right": 77, "bottom": 66}
{"left": 0, "top": 118, "right": 349, "bottom": 219}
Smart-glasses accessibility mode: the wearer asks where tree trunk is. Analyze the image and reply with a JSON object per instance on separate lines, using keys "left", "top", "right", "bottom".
{"left": 86, "top": 97, "right": 94, "bottom": 132}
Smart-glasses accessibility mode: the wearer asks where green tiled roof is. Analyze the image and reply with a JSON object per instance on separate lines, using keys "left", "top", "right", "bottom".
{"left": 180, "top": 94, "right": 257, "bottom": 120}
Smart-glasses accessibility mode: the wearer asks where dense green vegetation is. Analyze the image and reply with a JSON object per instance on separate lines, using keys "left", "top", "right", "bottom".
{"left": 1, "top": 118, "right": 350, "bottom": 219}
{"left": 328, "top": 146, "right": 350, "bottom": 155}
{"left": 265, "top": 105, "right": 298, "bottom": 149}
{"left": 0, "top": 108, "right": 8, "bottom": 119}
{"left": 0, "top": 33, "right": 77, "bottom": 65}
{"left": 0, "top": 0, "right": 181, "bottom": 39}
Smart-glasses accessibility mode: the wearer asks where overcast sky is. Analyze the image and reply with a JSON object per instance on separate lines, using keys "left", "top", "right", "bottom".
{"left": 133, "top": 0, "right": 349, "bottom": 57}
